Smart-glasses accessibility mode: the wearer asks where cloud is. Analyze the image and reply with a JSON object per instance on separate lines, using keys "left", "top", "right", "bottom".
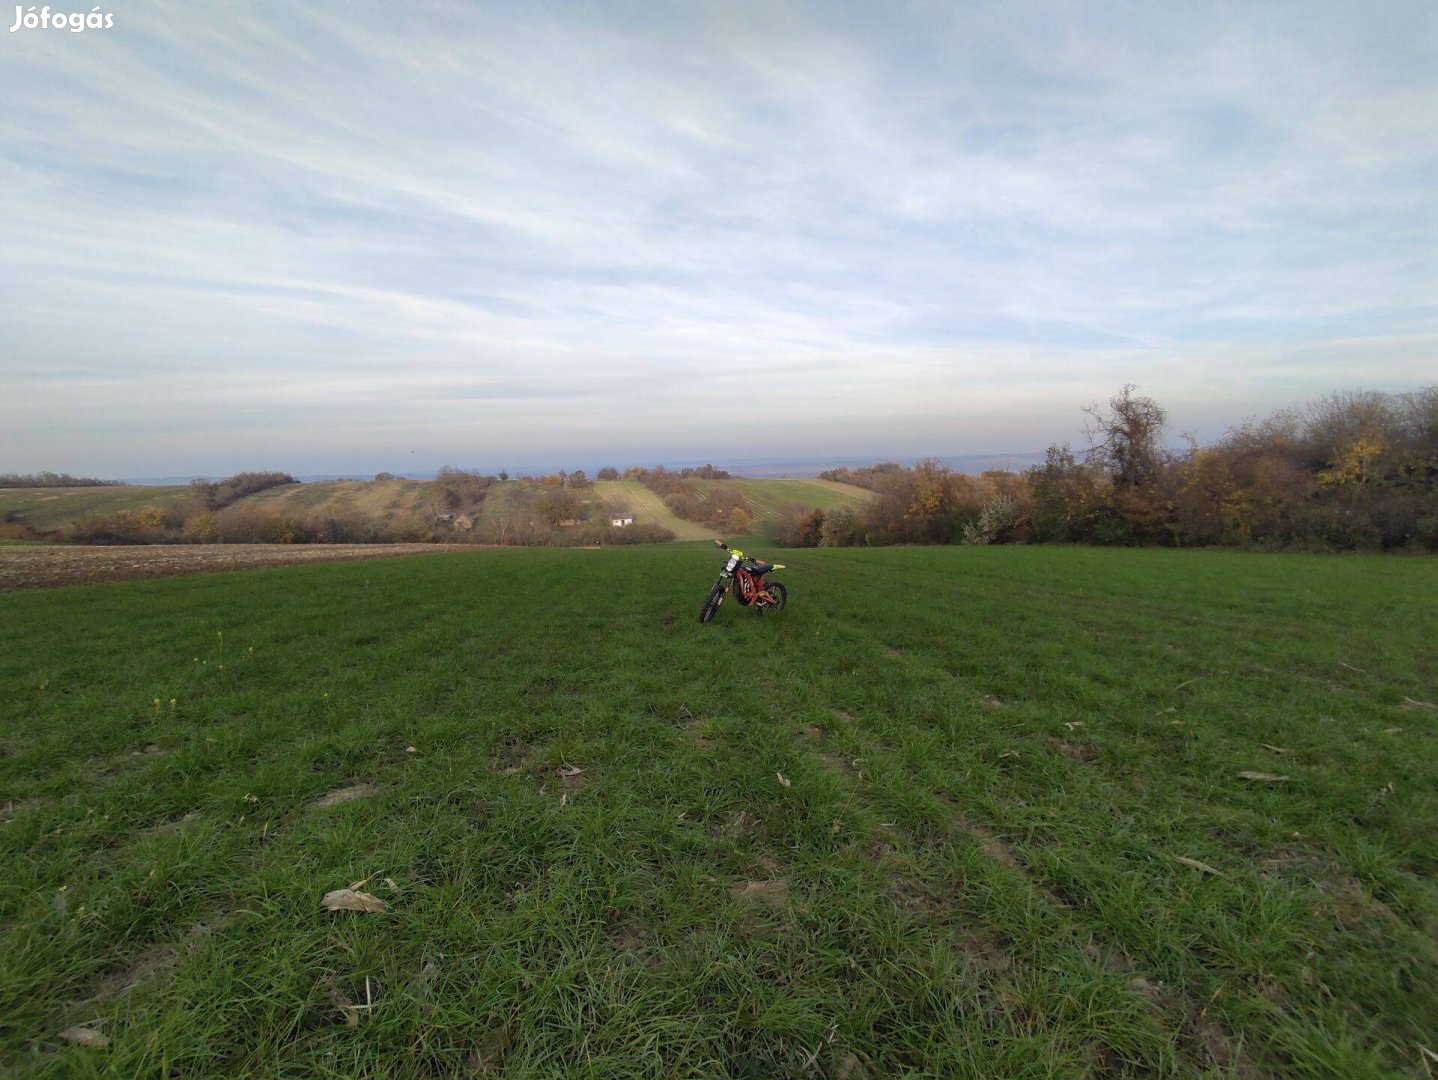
{"left": 1, "top": 0, "right": 1434, "bottom": 473}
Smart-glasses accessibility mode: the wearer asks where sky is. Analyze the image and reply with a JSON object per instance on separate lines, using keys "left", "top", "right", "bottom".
{"left": 2, "top": 0, "right": 1434, "bottom": 477}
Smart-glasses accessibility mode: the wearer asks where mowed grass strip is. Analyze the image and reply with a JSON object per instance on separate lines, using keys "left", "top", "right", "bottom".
{"left": 1, "top": 545, "right": 1435, "bottom": 1077}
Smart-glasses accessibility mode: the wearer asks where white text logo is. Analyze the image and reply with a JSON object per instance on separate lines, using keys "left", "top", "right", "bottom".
{"left": 10, "top": 6, "right": 114, "bottom": 32}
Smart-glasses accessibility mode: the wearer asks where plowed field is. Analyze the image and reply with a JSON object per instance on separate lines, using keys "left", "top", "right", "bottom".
{"left": 0, "top": 544, "right": 469, "bottom": 591}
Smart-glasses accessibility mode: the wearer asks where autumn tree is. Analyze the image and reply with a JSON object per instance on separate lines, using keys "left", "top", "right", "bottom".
{"left": 1084, "top": 385, "right": 1167, "bottom": 489}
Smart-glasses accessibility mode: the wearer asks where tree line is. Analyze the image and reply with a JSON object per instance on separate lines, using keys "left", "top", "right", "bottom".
{"left": 0, "top": 471, "right": 121, "bottom": 488}
{"left": 781, "top": 385, "right": 1437, "bottom": 552}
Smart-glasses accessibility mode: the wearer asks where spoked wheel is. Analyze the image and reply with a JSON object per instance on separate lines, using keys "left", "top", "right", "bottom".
{"left": 756, "top": 581, "right": 787, "bottom": 615}
{"left": 698, "top": 583, "right": 725, "bottom": 623}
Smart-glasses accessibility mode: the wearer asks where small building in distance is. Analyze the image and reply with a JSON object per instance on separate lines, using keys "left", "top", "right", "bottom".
{"left": 611, "top": 514, "right": 635, "bottom": 527}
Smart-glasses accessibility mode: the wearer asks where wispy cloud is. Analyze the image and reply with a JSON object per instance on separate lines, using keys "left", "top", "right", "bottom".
{"left": 2, "top": 0, "right": 1434, "bottom": 473}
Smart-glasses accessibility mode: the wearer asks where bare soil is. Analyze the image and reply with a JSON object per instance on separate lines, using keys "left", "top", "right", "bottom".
{"left": 0, "top": 543, "right": 473, "bottom": 591}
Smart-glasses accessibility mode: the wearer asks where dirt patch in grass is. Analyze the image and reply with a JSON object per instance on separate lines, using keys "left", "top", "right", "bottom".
{"left": 146, "top": 810, "right": 200, "bottom": 838}
{"left": 1043, "top": 736, "right": 1097, "bottom": 763}
{"left": 888, "top": 875, "right": 934, "bottom": 917}
{"left": 682, "top": 716, "right": 716, "bottom": 749}
{"left": 1, "top": 797, "right": 47, "bottom": 820}
{"left": 1180, "top": 1012, "right": 1258, "bottom": 1077}
{"left": 494, "top": 740, "right": 543, "bottom": 774}
{"left": 92, "top": 916, "right": 227, "bottom": 1002}
{"left": 547, "top": 765, "right": 589, "bottom": 792}
{"left": 814, "top": 750, "right": 858, "bottom": 775}
{"left": 956, "top": 818, "right": 1026, "bottom": 873}
{"left": 94, "top": 944, "right": 181, "bottom": 1001}
{"left": 731, "top": 879, "right": 789, "bottom": 906}
{"left": 712, "top": 809, "right": 768, "bottom": 843}
{"left": 1257, "top": 848, "right": 1326, "bottom": 877}
{"left": 607, "top": 920, "right": 648, "bottom": 953}
{"left": 1315, "top": 876, "right": 1396, "bottom": 926}
{"left": 955, "top": 927, "right": 1013, "bottom": 972}
{"left": 0, "top": 543, "right": 475, "bottom": 591}
{"left": 312, "top": 783, "right": 377, "bottom": 809}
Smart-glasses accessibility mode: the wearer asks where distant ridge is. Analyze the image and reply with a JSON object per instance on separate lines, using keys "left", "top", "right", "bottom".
{"left": 113, "top": 454, "right": 1048, "bottom": 486}
{"left": 120, "top": 474, "right": 376, "bottom": 486}
{"left": 723, "top": 453, "right": 1049, "bottom": 477}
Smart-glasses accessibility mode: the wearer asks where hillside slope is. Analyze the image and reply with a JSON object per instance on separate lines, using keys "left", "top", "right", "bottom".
{"left": 1, "top": 476, "right": 869, "bottom": 541}
{"left": 590, "top": 480, "right": 715, "bottom": 540}
{"left": 0, "top": 485, "right": 194, "bottom": 531}
{"left": 241, "top": 479, "right": 427, "bottom": 518}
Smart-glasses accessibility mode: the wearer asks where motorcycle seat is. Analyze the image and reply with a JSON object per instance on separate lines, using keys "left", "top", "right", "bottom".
{"left": 745, "top": 561, "right": 774, "bottom": 574}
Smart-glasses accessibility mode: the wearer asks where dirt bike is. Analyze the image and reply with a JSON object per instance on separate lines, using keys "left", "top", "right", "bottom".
{"left": 699, "top": 539, "right": 787, "bottom": 623}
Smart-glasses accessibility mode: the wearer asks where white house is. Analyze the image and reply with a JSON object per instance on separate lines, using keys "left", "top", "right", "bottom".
{"left": 611, "top": 514, "right": 635, "bottom": 527}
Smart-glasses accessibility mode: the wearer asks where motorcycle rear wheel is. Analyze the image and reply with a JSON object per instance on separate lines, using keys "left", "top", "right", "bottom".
{"left": 756, "top": 581, "right": 787, "bottom": 615}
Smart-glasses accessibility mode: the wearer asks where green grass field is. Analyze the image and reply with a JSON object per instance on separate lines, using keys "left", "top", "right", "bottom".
{"left": 2, "top": 546, "right": 1436, "bottom": 1077}
{"left": 690, "top": 478, "right": 870, "bottom": 522}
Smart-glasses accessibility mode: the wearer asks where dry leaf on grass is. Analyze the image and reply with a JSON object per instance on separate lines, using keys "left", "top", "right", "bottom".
{"left": 1402, "top": 697, "right": 1436, "bottom": 711}
{"left": 1175, "top": 856, "right": 1226, "bottom": 877}
{"left": 1260, "top": 744, "right": 1288, "bottom": 754}
{"left": 1063, "top": 721, "right": 1085, "bottom": 730}
{"left": 57, "top": 1026, "right": 108, "bottom": 1049}
{"left": 998, "top": 750, "right": 1020, "bottom": 759}
{"left": 776, "top": 772, "right": 791, "bottom": 788}
{"left": 556, "top": 765, "right": 583, "bottom": 778}
{"left": 1237, "top": 771, "right": 1289, "bottom": 782}
{"left": 321, "top": 888, "right": 388, "bottom": 913}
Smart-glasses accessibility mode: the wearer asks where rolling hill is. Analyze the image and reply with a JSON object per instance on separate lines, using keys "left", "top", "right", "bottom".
{"left": 0, "top": 476, "right": 871, "bottom": 542}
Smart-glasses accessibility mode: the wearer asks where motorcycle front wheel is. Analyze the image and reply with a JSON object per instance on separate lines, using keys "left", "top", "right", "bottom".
{"left": 698, "top": 582, "right": 725, "bottom": 623}
{"left": 756, "top": 581, "right": 787, "bottom": 615}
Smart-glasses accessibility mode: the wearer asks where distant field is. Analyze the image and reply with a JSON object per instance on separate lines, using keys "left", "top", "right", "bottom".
{"left": 0, "top": 544, "right": 471, "bottom": 591}
{"left": 1, "top": 478, "right": 866, "bottom": 541}
{"left": 591, "top": 480, "right": 715, "bottom": 540}
{"left": 691, "top": 477, "right": 869, "bottom": 520}
{"left": 0, "top": 486, "right": 193, "bottom": 531}
{"left": 2, "top": 545, "right": 1435, "bottom": 1075}
{"left": 242, "top": 480, "right": 426, "bottom": 519}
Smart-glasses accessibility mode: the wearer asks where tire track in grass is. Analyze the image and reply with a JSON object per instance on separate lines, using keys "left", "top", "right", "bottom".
{"left": 775, "top": 706, "right": 1181, "bottom": 1073}
{"left": 738, "top": 629, "right": 1238, "bottom": 1075}
{"left": 821, "top": 716, "right": 1253, "bottom": 1076}
{"left": 858, "top": 639, "right": 1261, "bottom": 1075}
